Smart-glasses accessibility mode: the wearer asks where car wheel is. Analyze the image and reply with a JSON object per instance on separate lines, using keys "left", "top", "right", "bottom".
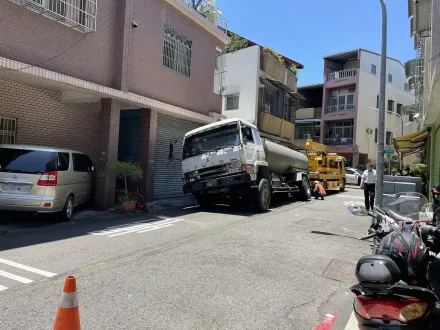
{"left": 60, "top": 195, "right": 74, "bottom": 222}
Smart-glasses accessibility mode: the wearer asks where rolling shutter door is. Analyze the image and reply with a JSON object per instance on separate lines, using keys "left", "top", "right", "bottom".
{"left": 154, "top": 114, "right": 201, "bottom": 199}
{"left": 432, "top": 127, "right": 440, "bottom": 187}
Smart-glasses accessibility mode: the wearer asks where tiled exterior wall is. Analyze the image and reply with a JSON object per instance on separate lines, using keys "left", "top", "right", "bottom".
{"left": 0, "top": 0, "right": 224, "bottom": 115}
{"left": 0, "top": 77, "right": 101, "bottom": 165}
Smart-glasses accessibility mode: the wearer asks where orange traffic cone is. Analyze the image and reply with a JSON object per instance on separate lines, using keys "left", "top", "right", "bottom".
{"left": 53, "top": 275, "right": 81, "bottom": 330}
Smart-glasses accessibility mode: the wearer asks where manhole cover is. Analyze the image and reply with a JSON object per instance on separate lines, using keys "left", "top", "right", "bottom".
{"left": 323, "top": 259, "right": 357, "bottom": 283}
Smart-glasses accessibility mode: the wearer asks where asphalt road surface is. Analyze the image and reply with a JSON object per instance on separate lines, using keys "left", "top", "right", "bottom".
{"left": 0, "top": 186, "right": 369, "bottom": 330}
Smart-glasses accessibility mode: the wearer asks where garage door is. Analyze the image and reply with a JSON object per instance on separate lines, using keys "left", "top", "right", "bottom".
{"left": 153, "top": 114, "right": 201, "bottom": 199}
{"left": 432, "top": 127, "right": 440, "bottom": 187}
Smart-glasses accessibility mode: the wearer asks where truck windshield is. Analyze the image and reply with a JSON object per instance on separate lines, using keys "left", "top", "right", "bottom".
{"left": 183, "top": 122, "right": 240, "bottom": 160}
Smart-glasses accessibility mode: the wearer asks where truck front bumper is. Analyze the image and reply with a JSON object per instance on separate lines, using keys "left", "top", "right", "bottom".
{"left": 183, "top": 173, "right": 252, "bottom": 194}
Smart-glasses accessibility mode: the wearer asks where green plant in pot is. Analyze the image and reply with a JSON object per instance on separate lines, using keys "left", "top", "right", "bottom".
{"left": 101, "top": 161, "right": 144, "bottom": 214}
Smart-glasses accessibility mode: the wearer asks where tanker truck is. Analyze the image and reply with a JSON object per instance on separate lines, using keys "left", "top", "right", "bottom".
{"left": 181, "top": 118, "right": 311, "bottom": 212}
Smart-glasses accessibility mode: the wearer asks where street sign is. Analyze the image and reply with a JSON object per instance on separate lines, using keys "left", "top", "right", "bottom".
{"left": 384, "top": 149, "right": 394, "bottom": 155}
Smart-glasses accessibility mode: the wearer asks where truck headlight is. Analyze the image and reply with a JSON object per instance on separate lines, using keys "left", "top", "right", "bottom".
{"left": 228, "top": 160, "right": 243, "bottom": 173}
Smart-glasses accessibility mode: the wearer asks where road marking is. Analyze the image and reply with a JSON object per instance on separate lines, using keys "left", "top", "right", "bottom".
{"left": 337, "top": 195, "right": 364, "bottom": 200}
{"left": 0, "top": 285, "right": 8, "bottom": 291}
{"left": 0, "top": 270, "right": 32, "bottom": 284}
{"left": 90, "top": 217, "right": 185, "bottom": 238}
{"left": 0, "top": 258, "right": 57, "bottom": 277}
{"left": 343, "top": 201, "right": 363, "bottom": 206}
{"left": 344, "top": 312, "right": 358, "bottom": 329}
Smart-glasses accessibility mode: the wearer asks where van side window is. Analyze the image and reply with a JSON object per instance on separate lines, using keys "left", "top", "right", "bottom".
{"left": 57, "top": 153, "right": 70, "bottom": 171}
{"left": 73, "top": 153, "right": 93, "bottom": 172}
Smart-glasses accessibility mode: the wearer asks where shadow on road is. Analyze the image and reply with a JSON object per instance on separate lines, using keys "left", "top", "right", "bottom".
{"left": 310, "top": 230, "right": 360, "bottom": 241}
{"left": 0, "top": 194, "right": 306, "bottom": 251}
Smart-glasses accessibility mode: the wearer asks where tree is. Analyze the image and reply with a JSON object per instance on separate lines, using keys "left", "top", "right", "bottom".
{"left": 225, "top": 33, "right": 249, "bottom": 53}
{"left": 101, "top": 161, "right": 143, "bottom": 201}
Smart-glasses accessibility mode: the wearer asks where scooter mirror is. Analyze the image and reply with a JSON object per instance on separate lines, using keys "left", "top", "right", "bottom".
{"left": 348, "top": 205, "right": 369, "bottom": 216}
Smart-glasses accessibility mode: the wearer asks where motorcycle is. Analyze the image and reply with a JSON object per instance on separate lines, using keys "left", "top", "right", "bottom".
{"left": 349, "top": 192, "right": 434, "bottom": 253}
{"left": 347, "top": 192, "right": 440, "bottom": 328}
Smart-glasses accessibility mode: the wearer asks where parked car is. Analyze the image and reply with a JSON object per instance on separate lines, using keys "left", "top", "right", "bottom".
{"left": 0, "top": 145, "right": 95, "bottom": 221}
{"left": 345, "top": 168, "right": 362, "bottom": 186}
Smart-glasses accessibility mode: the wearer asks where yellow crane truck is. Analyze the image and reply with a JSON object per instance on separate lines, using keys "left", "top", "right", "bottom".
{"left": 304, "top": 139, "right": 346, "bottom": 192}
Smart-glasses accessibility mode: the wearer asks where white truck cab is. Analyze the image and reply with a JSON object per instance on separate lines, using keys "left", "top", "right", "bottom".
{"left": 182, "top": 118, "right": 310, "bottom": 211}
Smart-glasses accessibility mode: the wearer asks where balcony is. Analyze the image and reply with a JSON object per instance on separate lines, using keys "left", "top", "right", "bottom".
{"left": 325, "top": 104, "right": 355, "bottom": 114}
{"left": 8, "top": 0, "right": 97, "bottom": 33}
{"left": 326, "top": 69, "right": 358, "bottom": 82}
{"left": 181, "top": 0, "right": 228, "bottom": 33}
{"left": 261, "top": 52, "right": 297, "bottom": 92}
{"left": 324, "top": 137, "right": 353, "bottom": 146}
{"left": 259, "top": 112, "right": 295, "bottom": 141}
{"left": 296, "top": 107, "right": 322, "bottom": 120}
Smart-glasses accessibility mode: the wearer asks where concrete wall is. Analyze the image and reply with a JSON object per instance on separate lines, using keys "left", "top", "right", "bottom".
{"left": 221, "top": 45, "right": 260, "bottom": 124}
{"left": 360, "top": 50, "right": 407, "bottom": 90}
{"left": 356, "top": 70, "right": 417, "bottom": 164}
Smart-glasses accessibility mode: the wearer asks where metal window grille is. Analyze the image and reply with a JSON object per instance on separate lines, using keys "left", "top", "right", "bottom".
{"left": 225, "top": 94, "right": 239, "bottom": 110}
{"left": 163, "top": 25, "right": 192, "bottom": 77}
{"left": 0, "top": 117, "right": 17, "bottom": 144}
{"left": 8, "top": 0, "right": 97, "bottom": 33}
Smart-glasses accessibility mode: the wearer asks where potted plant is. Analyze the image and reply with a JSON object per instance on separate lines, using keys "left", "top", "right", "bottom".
{"left": 101, "top": 161, "right": 144, "bottom": 214}
{"left": 262, "top": 47, "right": 284, "bottom": 64}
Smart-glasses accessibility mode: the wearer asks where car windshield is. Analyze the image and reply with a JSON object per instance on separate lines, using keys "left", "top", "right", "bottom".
{"left": 0, "top": 148, "right": 58, "bottom": 174}
{"left": 183, "top": 122, "right": 240, "bottom": 160}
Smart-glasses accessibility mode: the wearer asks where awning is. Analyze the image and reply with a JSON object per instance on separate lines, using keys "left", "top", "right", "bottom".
{"left": 265, "top": 78, "right": 306, "bottom": 100}
{"left": 393, "top": 128, "right": 428, "bottom": 156}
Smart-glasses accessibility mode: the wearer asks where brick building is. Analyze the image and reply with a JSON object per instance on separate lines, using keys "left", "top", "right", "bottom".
{"left": 0, "top": 0, "right": 230, "bottom": 209}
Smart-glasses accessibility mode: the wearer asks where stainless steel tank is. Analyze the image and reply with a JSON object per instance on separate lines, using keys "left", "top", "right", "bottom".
{"left": 262, "top": 139, "right": 309, "bottom": 174}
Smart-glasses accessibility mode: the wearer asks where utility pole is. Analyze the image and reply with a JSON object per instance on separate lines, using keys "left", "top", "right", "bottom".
{"left": 376, "top": 0, "right": 387, "bottom": 207}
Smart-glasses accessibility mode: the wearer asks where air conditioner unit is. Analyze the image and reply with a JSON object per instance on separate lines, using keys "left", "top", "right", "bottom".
{"left": 263, "top": 105, "right": 271, "bottom": 113}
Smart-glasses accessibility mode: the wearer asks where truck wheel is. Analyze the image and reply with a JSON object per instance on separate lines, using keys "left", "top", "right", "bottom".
{"left": 253, "top": 178, "right": 271, "bottom": 212}
{"left": 299, "top": 177, "right": 312, "bottom": 201}
{"left": 340, "top": 178, "right": 346, "bottom": 192}
{"left": 195, "top": 194, "right": 213, "bottom": 208}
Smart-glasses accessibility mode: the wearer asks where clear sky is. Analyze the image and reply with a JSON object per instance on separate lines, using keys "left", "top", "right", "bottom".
{"left": 216, "top": 0, "right": 414, "bottom": 86}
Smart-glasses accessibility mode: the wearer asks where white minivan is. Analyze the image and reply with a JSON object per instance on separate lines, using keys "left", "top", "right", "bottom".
{"left": 0, "top": 145, "right": 95, "bottom": 221}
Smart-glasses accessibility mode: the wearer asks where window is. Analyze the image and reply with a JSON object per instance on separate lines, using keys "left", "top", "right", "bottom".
{"left": 386, "top": 131, "right": 392, "bottom": 145}
{"left": 73, "top": 153, "right": 93, "bottom": 172}
{"left": 397, "top": 103, "right": 403, "bottom": 116}
{"left": 252, "top": 128, "right": 262, "bottom": 145}
{"left": 0, "top": 148, "right": 58, "bottom": 174}
{"left": 0, "top": 117, "right": 17, "bottom": 144}
{"left": 9, "top": 0, "right": 97, "bottom": 33}
{"left": 371, "top": 64, "right": 377, "bottom": 75}
{"left": 57, "top": 153, "right": 70, "bottom": 171}
{"left": 387, "top": 100, "right": 395, "bottom": 112}
{"left": 163, "top": 25, "right": 192, "bottom": 77}
{"left": 225, "top": 94, "right": 240, "bottom": 110}
{"left": 375, "top": 128, "right": 378, "bottom": 143}
{"left": 263, "top": 83, "right": 278, "bottom": 115}
{"left": 376, "top": 95, "right": 379, "bottom": 109}
{"left": 388, "top": 73, "right": 392, "bottom": 83}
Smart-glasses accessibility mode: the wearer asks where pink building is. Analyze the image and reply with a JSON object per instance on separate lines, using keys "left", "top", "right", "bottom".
{"left": 0, "top": 0, "right": 230, "bottom": 208}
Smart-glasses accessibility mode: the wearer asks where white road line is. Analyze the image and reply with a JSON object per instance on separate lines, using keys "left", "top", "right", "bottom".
{"left": 0, "top": 258, "right": 57, "bottom": 277}
{"left": 90, "top": 218, "right": 181, "bottom": 235}
{"left": 137, "top": 223, "right": 174, "bottom": 234}
{"left": 108, "top": 220, "right": 183, "bottom": 237}
{"left": 344, "top": 312, "right": 358, "bottom": 329}
{"left": 0, "top": 270, "right": 32, "bottom": 284}
{"left": 0, "top": 285, "right": 8, "bottom": 291}
{"left": 337, "top": 195, "right": 364, "bottom": 200}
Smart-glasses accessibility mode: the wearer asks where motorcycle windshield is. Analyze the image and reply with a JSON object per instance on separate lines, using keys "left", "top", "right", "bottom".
{"left": 382, "top": 192, "right": 430, "bottom": 221}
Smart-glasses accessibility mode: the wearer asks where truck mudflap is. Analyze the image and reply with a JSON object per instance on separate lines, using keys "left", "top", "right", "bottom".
{"left": 183, "top": 173, "right": 252, "bottom": 194}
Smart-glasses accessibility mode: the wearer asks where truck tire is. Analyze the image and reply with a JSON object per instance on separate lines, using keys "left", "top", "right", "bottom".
{"left": 340, "top": 178, "right": 346, "bottom": 192}
{"left": 195, "top": 194, "right": 213, "bottom": 208}
{"left": 253, "top": 178, "right": 271, "bottom": 212}
{"left": 299, "top": 176, "right": 312, "bottom": 201}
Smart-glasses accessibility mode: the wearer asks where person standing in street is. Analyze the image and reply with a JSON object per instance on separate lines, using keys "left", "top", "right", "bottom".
{"left": 360, "top": 162, "right": 377, "bottom": 211}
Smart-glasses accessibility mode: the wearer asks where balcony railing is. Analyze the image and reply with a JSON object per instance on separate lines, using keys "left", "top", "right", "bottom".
{"left": 9, "top": 0, "right": 97, "bottom": 33}
{"left": 182, "top": 0, "right": 227, "bottom": 33}
{"left": 325, "top": 104, "right": 355, "bottom": 114}
{"left": 326, "top": 69, "right": 358, "bottom": 82}
{"left": 324, "top": 137, "right": 353, "bottom": 146}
